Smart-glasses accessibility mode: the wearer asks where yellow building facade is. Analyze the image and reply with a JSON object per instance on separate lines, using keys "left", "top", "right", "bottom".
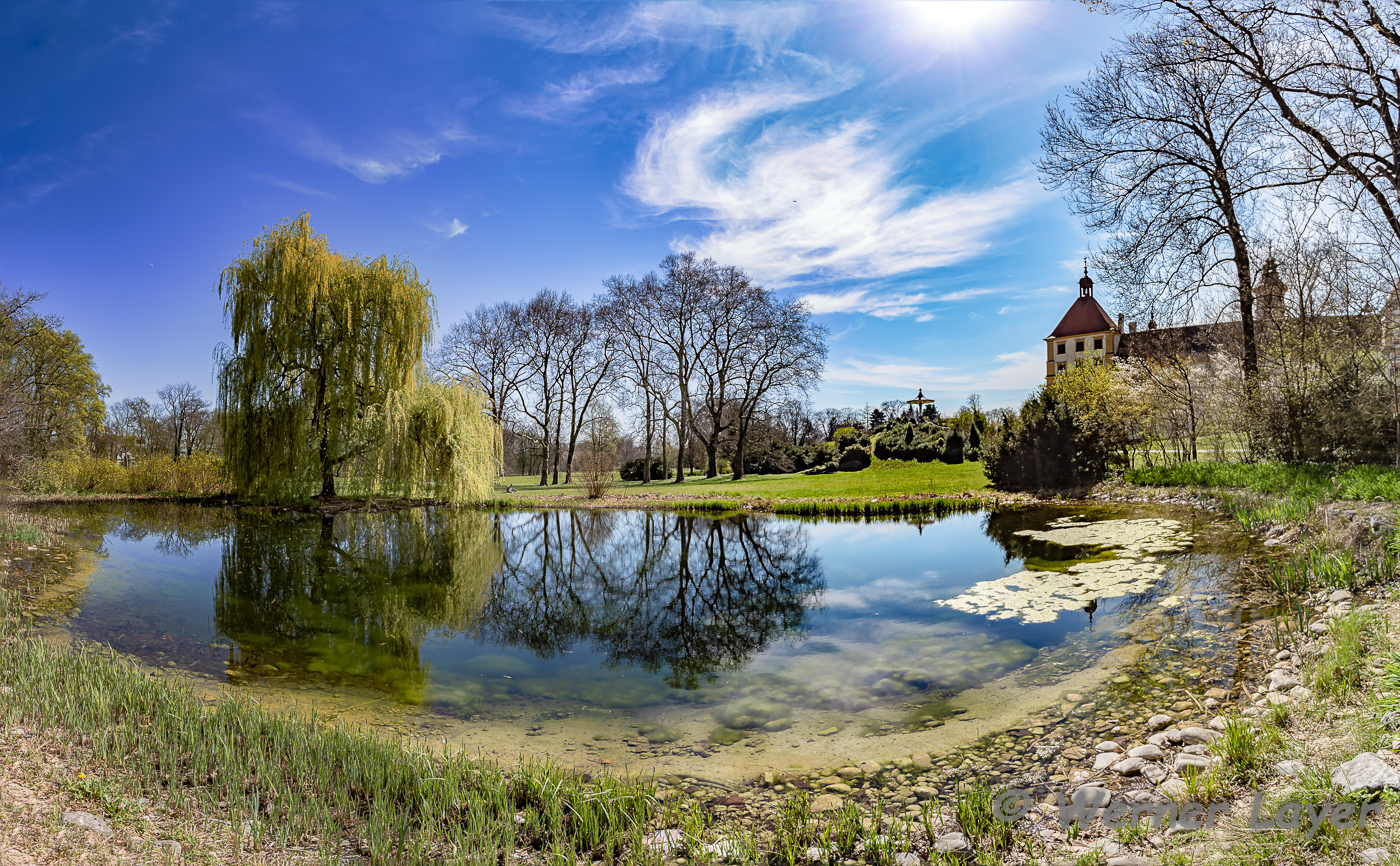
{"left": 1045, "top": 270, "right": 1122, "bottom": 383}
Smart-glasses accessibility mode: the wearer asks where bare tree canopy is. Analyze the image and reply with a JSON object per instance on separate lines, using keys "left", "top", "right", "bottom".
{"left": 1039, "top": 21, "right": 1293, "bottom": 380}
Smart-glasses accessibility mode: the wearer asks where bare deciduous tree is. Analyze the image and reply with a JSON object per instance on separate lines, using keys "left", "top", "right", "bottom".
{"left": 1039, "top": 21, "right": 1287, "bottom": 382}
{"left": 157, "top": 382, "right": 211, "bottom": 460}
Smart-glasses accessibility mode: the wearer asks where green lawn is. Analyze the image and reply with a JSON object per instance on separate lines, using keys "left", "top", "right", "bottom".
{"left": 1125, "top": 460, "right": 1400, "bottom": 502}
{"left": 492, "top": 458, "right": 990, "bottom": 503}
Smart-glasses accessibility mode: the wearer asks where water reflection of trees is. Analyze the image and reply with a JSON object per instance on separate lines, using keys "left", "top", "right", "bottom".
{"left": 49, "top": 501, "right": 234, "bottom": 559}
{"left": 79, "top": 503, "right": 825, "bottom": 701}
{"left": 213, "top": 508, "right": 500, "bottom": 701}
{"left": 485, "top": 510, "right": 824, "bottom": 689}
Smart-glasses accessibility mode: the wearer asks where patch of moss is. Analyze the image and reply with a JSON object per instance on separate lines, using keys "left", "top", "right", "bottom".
{"left": 708, "top": 727, "right": 748, "bottom": 745}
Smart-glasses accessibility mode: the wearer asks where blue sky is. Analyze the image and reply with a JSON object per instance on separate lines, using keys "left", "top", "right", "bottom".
{"left": 2, "top": 1, "right": 1126, "bottom": 412}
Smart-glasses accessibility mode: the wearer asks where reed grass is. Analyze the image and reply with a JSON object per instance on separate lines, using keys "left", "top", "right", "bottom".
{"left": 0, "top": 587, "right": 657, "bottom": 863}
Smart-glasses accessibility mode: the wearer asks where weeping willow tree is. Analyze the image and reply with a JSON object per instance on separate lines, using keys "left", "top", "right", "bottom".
{"left": 217, "top": 213, "right": 497, "bottom": 502}
{"left": 364, "top": 378, "right": 501, "bottom": 502}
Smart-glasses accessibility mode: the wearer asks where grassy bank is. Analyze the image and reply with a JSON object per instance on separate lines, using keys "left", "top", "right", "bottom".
{"left": 0, "top": 590, "right": 658, "bottom": 863}
{"left": 492, "top": 459, "right": 990, "bottom": 504}
{"left": 1126, "top": 460, "right": 1400, "bottom": 503}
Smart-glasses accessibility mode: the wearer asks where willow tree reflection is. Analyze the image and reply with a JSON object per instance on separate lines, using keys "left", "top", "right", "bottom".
{"left": 213, "top": 508, "right": 501, "bottom": 701}
{"left": 485, "top": 510, "right": 824, "bottom": 689}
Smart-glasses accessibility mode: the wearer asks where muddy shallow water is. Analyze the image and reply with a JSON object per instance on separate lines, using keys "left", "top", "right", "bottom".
{"left": 20, "top": 501, "right": 1262, "bottom": 782}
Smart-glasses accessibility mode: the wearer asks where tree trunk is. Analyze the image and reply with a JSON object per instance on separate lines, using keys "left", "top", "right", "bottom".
{"left": 673, "top": 385, "right": 689, "bottom": 483}
{"left": 732, "top": 420, "right": 747, "bottom": 481}
{"left": 705, "top": 441, "right": 718, "bottom": 478}
{"left": 642, "top": 396, "right": 653, "bottom": 484}
{"left": 537, "top": 426, "right": 549, "bottom": 487}
{"left": 564, "top": 429, "right": 580, "bottom": 484}
{"left": 319, "top": 427, "right": 336, "bottom": 498}
{"left": 552, "top": 412, "right": 563, "bottom": 485}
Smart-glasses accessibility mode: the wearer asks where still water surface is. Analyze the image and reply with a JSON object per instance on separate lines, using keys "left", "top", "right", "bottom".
{"left": 28, "top": 503, "right": 1254, "bottom": 777}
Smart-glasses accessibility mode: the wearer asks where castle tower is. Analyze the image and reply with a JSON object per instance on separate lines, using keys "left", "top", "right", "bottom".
{"left": 1045, "top": 267, "right": 1121, "bottom": 383}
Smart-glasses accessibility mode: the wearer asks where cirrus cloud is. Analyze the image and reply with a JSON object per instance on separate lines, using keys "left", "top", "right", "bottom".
{"left": 623, "top": 77, "right": 1038, "bottom": 286}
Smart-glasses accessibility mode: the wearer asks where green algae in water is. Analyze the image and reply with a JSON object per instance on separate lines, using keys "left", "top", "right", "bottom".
{"left": 902, "top": 699, "right": 967, "bottom": 729}
{"left": 637, "top": 724, "right": 683, "bottom": 743}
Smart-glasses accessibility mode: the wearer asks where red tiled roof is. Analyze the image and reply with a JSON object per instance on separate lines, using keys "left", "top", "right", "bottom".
{"left": 1048, "top": 295, "right": 1116, "bottom": 338}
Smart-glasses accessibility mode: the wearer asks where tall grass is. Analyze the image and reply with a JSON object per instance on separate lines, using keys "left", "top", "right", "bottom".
{"left": 0, "top": 588, "right": 657, "bottom": 861}
{"left": 1216, "top": 491, "right": 1316, "bottom": 532}
{"left": 1215, "top": 716, "right": 1281, "bottom": 784}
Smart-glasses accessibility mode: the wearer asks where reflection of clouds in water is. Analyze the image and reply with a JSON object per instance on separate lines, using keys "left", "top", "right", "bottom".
{"left": 726, "top": 618, "right": 1035, "bottom": 710}
{"left": 822, "top": 572, "right": 946, "bottom": 611}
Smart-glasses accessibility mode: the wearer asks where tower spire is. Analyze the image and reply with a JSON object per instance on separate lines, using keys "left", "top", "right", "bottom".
{"left": 1078, "top": 260, "right": 1094, "bottom": 297}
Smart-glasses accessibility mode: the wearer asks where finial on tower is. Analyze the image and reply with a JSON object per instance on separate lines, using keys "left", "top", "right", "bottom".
{"left": 1078, "top": 260, "right": 1094, "bottom": 296}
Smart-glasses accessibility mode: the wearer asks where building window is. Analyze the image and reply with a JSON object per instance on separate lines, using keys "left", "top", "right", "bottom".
{"left": 1075, "top": 340, "right": 1085, "bottom": 352}
{"left": 1094, "top": 337, "right": 1103, "bottom": 350}
{"left": 1057, "top": 343, "right": 1066, "bottom": 355}
{"left": 1057, "top": 363, "right": 1065, "bottom": 372}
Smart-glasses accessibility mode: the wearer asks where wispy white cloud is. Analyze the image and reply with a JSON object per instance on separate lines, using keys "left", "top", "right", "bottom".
{"left": 623, "top": 77, "right": 1037, "bottom": 285}
{"left": 915, "top": 313, "right": 935, "bottom": 322}
{"left": 444, "top": 218, "right": 468, "bottom": 238}
{"left": 496, "top": 3, "right": 809, "bottom": 60}
{"left": 929, "top": 287, "right": 1000, "bottom": 303}
{"left": 799, "top": 288, "right": 930, "bottom": 319}
{"left": 508, "top": 64, "right": 668, "bottom": 121}
{"left": 1, "top": 127, "right": 119, "bottom": 209}
{"left": 823, "top": 358, "right": 957, "bottom": 390}
{"left": 254, "top": 174, "right": 334, "bottom": 198}
{"left": 824, "top": 350, "right": 1044, "bottom": 392}
{"left": 254, "top": 108, "right": 474, "bottom": 184}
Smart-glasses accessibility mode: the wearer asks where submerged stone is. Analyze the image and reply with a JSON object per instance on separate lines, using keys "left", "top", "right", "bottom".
{"left": 713, "top": 698, "right": 791, "bottom": 729}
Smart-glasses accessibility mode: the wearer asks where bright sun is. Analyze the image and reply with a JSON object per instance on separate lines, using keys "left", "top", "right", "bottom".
{"left": 895, "top": 0, "right": 1031, "bottom": 51}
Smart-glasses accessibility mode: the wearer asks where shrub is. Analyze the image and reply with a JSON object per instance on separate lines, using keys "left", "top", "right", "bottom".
{"left": 619, "top": 457, "right": 670, "bottom": 481}
{"left": 837, "top": 444, "right": 872, "bottom": 472}
{"left": 871, "top": 420, "right": 947, "bottom": 463}
{"left": 983, "top": 384, "right": 1123, "bottom": 491}
{"left": 943, "top": 430, "right": 965, "bottom": 464}
{"left": 742, "top": 443, "right": 836, "bottom": 476}
{"left": 745, "top": 448, "right": 795, "bottom": 475}
{"left": 832, "top": 426, "right": 865, "bottom": 451}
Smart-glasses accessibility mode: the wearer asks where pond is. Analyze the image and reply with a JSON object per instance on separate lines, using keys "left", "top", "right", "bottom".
{"left": 22, "top": 502, "right": 1259, "bottom": 782}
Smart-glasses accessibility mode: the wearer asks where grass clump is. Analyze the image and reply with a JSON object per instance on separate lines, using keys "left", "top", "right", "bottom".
{"left": 1311, "top": 610, "right": 1383, "bottom": 700}
{"left": 1216, "top": 716, "right": 1282, "bottom": 784}
{"left": 951, "top": 780, "right": 1013, "bottom": 851}
{"left": 0, "top": 587, "right": 656, "bottom": 861}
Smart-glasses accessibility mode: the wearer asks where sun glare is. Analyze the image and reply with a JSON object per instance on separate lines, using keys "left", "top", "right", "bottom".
{"left": 894, "top": 0, "right": 1031, "bottom": 51}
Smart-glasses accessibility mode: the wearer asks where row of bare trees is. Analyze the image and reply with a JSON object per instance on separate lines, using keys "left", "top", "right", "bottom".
{"left": 433, "top": 253, "right": 827, "bottom": 485}
{"left": 101, "top": 382, "right": 218, "bottom": 464}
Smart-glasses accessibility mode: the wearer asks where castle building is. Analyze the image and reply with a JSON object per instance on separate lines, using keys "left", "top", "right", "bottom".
{"left": 1045, "top": 269, "right": 1121, "bottom": 383}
